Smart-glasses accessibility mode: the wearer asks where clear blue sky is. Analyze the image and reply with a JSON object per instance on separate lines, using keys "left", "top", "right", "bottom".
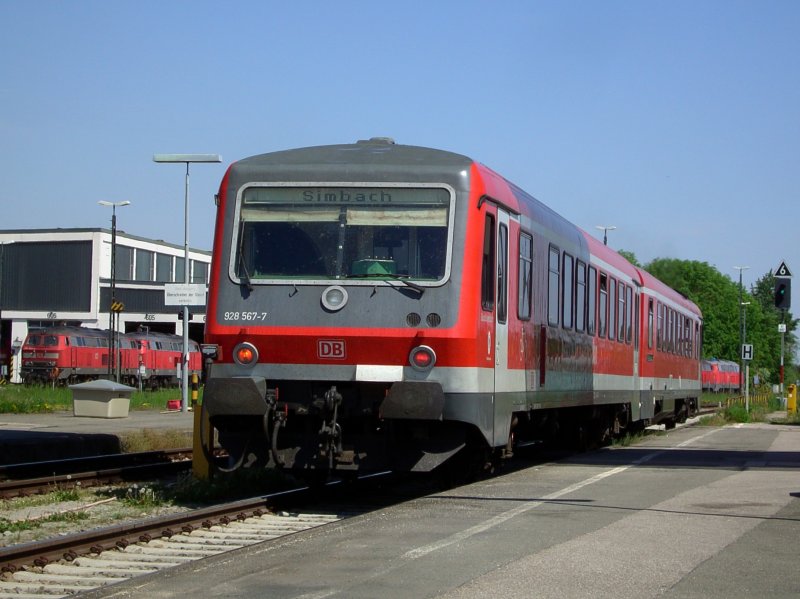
{"left": 2, "top": 1, "right": 798, "bottom": 290}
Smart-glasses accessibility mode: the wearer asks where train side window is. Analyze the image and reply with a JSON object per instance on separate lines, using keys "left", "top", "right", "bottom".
{"left": 497, "top": 223, "right": 508, "bottom": 324}
{"left": 647, "top": 298, "right": 654, "bottom": 349}
{"left": 656, "top": 303, "right": 663, "bottom": 351}
{"left": 548, "top": 245, "right": 560, "bottom": 326}
{"left": 598, "top": 272, "right": 608, "bottom": 337}
{"left": 562, "top": 253, "right": 574, "bottom": 329}
{"left": 587, "top": 266, "right": 597, "bottom": 335}
{"left": 518, "top": 232, "right": 532, "bottom": 320}
{"left": 608, "top": 278, "right": 617, "bottom": 341}
{"left": 481, "top": 215, "right": 495, "bottom": 311}
{"left": 575, "top": 260, "right": 586, "bottom": 332}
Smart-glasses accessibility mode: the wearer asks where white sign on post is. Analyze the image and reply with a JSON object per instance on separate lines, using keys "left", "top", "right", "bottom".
{"left": 165, "top": 284, "right": 207, "bottom": 306}
{"left": 741, "top": 343, "right": 754, "bottom": 361}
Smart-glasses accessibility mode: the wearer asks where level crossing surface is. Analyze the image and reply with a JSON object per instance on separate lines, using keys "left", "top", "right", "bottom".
{"left": 81, "top": 421, "right": 800, "bottom": 598}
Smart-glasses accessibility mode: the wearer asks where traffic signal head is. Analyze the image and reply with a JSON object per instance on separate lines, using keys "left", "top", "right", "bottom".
{"left": 775, "top": 279, "right": 791, "bottom": 310}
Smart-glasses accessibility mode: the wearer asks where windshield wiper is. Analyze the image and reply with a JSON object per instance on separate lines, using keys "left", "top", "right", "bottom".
{"left": 346, "top": 272, "right": 425, "bottom": 295}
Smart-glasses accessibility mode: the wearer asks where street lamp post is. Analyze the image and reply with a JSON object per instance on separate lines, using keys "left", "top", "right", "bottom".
{"left": 733, "top": 266, "right": 750, "bottom": 393}
{"left": 595, "top": 225, "right": 616, "bottom": 246}
{"left": 153, "top": 154, "right": 221, "bottom": 412}
{"left": 98, "top": 201, "right": 130, "bottom": 381}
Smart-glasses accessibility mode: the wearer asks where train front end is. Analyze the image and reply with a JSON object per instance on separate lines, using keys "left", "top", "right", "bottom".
{"left": 202, "top": 140, "right": 480, "bottom": 474}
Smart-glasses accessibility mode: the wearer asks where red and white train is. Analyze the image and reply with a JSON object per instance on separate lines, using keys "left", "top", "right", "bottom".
{"left": 21, "top": 326, "right": 202, "bottom": 387}
{"left": 200, "top": 138, "right": 702, "bottom": 474}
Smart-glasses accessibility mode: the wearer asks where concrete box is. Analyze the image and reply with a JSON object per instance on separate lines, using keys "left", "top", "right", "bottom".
{"left": 69, "top": 379, "right": 135, "bottom": 418}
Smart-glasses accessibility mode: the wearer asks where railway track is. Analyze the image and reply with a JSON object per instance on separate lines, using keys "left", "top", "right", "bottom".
{"left": 0, "top": 449, "right": 193, "bottom": 500}
{"left": 0, "top": 472, "right": 402, "bottom": 597}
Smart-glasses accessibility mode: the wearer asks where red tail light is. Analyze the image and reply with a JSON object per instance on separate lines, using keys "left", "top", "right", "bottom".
{"left": 409, "top": 345, "right": 436, "bottom": 371}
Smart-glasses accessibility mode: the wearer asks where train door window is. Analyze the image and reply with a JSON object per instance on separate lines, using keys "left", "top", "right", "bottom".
{"left": 617, "top": 282, "right": 626, "bottom": 342}
{"left": 587, "top": 266, "right": 597, "bottom": 335}
{"left": 684, "top": 317, "right": 692, "bottom": 356}
{"left": 518, "top": 232, "right": 532, "bottom": 320}
{"left": 575, "top": 260, "right": 586, "bottom": 332}
{"left": 647, "top": 298, "right": 654, "bottom": 349}
{"left": 562, "top": 253, "right": 574, "bottom": 329}
{"left": 656, "top": 303, "right": 663, "bottom": 351}
{"left": 608, "top": 278, "right": 617, "bottom": 341}
{"left": 481, "top": 215, "right": 495, "bottom": 311}
{"left": 694, "top": 322, "right": 703, "bottom": 360}
{"left": 669, "top": 309, "right": 675, "bottom": 353}
{"left": 497, "top": 223, "right": 508, "bottom": 324}
{"left": 626, "top": 286, "right": 633, "bottom": 344}
{"left": 548, "top": 246, "right": 560, "bottom": 326}
{"left": 598, "top": 272, "right": 608, "bottom": 337}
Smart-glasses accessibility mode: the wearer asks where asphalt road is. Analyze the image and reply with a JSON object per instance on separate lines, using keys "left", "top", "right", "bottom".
{"left": 86, "top": 421, "right": 800, "bottom": 599}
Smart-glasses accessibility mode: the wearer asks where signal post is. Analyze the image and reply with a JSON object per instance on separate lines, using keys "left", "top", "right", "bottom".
{"left": 774, "top": 260, "right": 792, "bottom": 396}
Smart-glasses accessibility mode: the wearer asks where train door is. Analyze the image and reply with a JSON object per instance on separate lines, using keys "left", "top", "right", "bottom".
{"left": 495, "top": 210, "right": 510, "bottom": 383}
{"left": 632, "top": 286, "right": 640, "bottom": 398}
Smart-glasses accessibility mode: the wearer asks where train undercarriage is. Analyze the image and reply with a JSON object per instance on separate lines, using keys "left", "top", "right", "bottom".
{"left": 199, "top": 378, "right": 699, "bottom": 479}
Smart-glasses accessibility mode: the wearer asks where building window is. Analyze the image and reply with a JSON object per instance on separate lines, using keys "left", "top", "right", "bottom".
{"left": 114, "top": 246, "right": 133, "bottom": 281}
{"left": 156, "top": 253, "right": 173, "bottom": 283}
{"left": 192, "top": 260, "right": 209, "bottom": 285}
{"left": 175, "top": 257, "right": 185, "bottom": 283}
{"left": 135, "top": 249, "right": 154, "bottom": 281}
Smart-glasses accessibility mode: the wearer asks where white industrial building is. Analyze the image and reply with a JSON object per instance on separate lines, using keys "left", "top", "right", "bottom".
{"left": 0, "top": 228, "right": 211, "bottom": 383}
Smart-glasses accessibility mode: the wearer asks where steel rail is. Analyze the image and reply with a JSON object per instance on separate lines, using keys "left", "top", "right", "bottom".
{"left": 0, "top": 485, "right": 312, "bottom": 574}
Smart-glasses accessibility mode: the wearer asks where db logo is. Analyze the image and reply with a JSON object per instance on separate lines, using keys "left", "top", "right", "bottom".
{"left": 318, "top": 339, "right": 346, "bottom": 360}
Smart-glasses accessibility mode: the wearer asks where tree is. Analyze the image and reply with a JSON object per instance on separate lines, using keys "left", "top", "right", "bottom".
{"left": 618, "top": 249, "right": 640, "bottom": 267}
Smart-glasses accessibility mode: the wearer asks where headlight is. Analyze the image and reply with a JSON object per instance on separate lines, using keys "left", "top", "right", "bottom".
{"left": 233, "top": 342, "right": 258, "bottom": 366}
{"left": 321, "top": 285, "right": 349, "bottom": 311}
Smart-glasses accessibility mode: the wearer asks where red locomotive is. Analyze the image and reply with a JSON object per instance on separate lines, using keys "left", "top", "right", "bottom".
{"left": 21, "top": 326, "right": 201, "bottom": 387}
{"left": 200, "top": 138, "right": 702, "bottom": 475}
{"left": 701, "top": 358, "right": 740, "bottom": 393}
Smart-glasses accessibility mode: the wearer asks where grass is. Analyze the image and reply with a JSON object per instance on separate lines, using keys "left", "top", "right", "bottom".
{"left": 0, "top": 511, "right": 89, "bottom": 534}
{"left": 697, "top": 391, "right": 800, "bottom": 425}
{"left": 0, "top": 384, "right": 197, "bottom": 413}
{"left": 118, "top": 428, "right": 193, "bottom": 452}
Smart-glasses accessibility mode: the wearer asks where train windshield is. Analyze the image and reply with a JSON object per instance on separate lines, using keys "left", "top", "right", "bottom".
{"left": 234, "top": 185, "right": 452, "bottom": 283}
{"left": 25, "top": 335, "right": 59, "bottom": 347}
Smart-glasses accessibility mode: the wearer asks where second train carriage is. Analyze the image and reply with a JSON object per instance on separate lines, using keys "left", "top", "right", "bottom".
{"left": 201, "top": 138, "right": 702, "bottom": 474}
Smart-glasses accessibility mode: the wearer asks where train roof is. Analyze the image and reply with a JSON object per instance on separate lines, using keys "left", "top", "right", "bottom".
{"left": 229, "top": 138, "right": 474, "bottom": 188}
{"left": 25, "top": 326, "right": 108, "bottom": 337}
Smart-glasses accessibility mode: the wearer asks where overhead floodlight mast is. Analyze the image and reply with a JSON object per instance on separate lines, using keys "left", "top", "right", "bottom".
{"left": 153, "top": 154, "right": 221, "bottom": 413}
{"left": 98, "top": 201, "right": 131, "bottom": 381}
{"left": 595, "top": 225, "right": 616, "bottom": 246}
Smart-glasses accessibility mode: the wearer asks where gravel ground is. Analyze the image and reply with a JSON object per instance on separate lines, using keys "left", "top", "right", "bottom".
{"left": 1, "top": 482, "right": 193, "bottom": 548}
